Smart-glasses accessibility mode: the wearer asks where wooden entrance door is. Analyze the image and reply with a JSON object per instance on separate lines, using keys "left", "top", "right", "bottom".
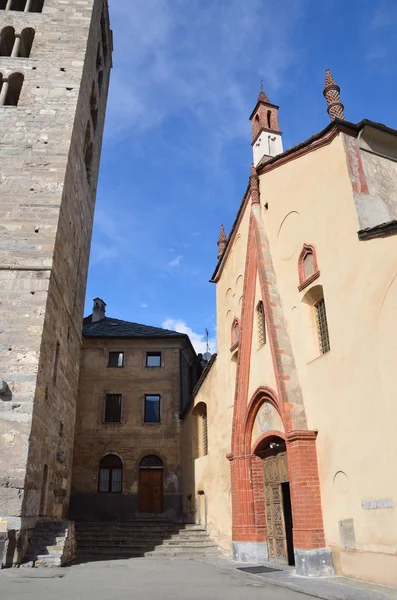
{"left": 138, "top": 468, "right": 163, "bottom": 513}
{"left": 263, "top": 451, "right": 292, "bottom": 564}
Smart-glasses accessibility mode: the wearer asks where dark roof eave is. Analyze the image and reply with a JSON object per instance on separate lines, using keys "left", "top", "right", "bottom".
{"left": 180, "top": 353, "right": 218, "bottom": 419}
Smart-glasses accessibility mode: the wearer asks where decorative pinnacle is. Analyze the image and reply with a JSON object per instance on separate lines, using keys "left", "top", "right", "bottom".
{"left": 323, "top": 68, "right": 345, "bottom": 121}
{"left": 250, "top": 164, "right": 260, "bottom": 205}
{"left": 217, "top": 225, "right": 227, "bottom": 260}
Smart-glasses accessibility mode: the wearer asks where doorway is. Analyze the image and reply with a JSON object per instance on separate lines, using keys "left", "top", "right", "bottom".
{"left": 263, "top": 445, "right": 295, "bottom": 565}
{"left": 138, "top": 455, "right": 163, "bottom": 513}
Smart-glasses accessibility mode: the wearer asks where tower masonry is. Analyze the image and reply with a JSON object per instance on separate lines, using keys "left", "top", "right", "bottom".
{"left": 0, "top": 0, "right": 112, "bottom": 563}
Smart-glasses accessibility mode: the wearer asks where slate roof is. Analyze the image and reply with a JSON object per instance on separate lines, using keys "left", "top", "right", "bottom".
{"left": 83, "top": 316, "right": 185, "bottom": 339}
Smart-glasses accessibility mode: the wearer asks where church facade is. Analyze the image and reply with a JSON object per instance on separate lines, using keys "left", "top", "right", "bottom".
{"left": 182, "top": 72, "right": 397, "bottom": 586}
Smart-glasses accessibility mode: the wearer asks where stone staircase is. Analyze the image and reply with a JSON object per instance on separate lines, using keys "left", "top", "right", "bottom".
{"left": 22, "top": 520, "right": 76, "bottom": 567}
{"left": 74, "top": 520, "right": 221, "bottom": 562}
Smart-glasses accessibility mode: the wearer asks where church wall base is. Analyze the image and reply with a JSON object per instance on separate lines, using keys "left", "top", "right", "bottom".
{"left": 294, "top": 548, "right": 335, "bottom": 577}
{"left": 232, "top": 541, "right": 269, "bottom": 563}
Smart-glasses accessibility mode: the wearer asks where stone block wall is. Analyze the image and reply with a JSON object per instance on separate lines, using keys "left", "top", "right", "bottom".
{"left": 0, "top": 0, "right": 111, "bottom": 559}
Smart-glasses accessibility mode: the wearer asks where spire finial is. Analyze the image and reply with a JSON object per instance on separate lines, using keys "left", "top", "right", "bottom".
{"left": 217, "top": 225, "right": 227, "bottom": 260}
{"left": 260, "top": 79, "right": 264, "bottom": 93}
{"left": 323, "top": 68, "right": 345, "bottom": 121}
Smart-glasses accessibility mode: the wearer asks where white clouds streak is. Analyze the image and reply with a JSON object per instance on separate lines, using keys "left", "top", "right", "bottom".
{"left": 162, "top": 318, "right": 217, "bottom": 354}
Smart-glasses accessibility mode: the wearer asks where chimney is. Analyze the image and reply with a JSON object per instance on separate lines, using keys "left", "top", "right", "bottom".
{"left": 92, "top": 297, "right": 106, "bottom": 322}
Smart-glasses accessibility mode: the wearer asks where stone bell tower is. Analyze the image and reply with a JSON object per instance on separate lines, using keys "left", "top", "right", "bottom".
{"left": 0, "top": 0, "right": 112, "bottom": 563}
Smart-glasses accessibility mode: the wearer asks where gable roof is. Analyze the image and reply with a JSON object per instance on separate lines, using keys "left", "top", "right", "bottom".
{"left": 83, "top": 315, "right": 185, "bottom": 340}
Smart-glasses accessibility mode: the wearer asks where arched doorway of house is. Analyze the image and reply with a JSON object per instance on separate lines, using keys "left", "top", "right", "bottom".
{"left": 255, "top": 435, "right": 294, "bottom": 566}
{"left": 138, "top": 455, "right": 163, "bottom": 514}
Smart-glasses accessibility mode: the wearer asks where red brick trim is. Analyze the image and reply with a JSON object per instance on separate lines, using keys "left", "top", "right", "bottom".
{"left": 297, "top": 244, "right": 320, "bottom": 291}
{"left": 243, "top": 386, "right": 283, "bottom": 455}
{"left": 252, "top": 430, "right": 286, "bottom": 454}
{"left": 287, "top": 430, "right": 318, "bottom": 443}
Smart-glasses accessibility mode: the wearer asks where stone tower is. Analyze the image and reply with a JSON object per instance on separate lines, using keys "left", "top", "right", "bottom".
{"left": 0, "top": 0, "right": 112, "bottom": 562}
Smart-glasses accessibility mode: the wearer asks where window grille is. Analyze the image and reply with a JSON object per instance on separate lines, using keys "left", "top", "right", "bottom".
{"left": 104, "top": 394, "right": 122, "bottom": 423}
{"left": 202, "top": 414, "right": 208, "bottom": 456}
{"left": 315, "top": 298, "right": 330, "bottom": 354}
{"left": 257, "top": 301, "right": 266, "bottom": 347}
{"left": 98, "top": 455, "right": 122, "bottom": 493}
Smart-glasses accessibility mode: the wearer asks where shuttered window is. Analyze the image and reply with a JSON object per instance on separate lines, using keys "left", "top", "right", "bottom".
{"left": 104, "top": 394, "right": 122, "bottom": 423}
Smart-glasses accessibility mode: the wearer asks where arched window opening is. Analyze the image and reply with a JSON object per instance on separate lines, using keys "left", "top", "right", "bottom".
{"left": 0, "top": 1, "right": 6, "bottom": 8}
{"left": 96, "top": 44, "right": 104, "bottom": 92}
{"left": 0, "top": 27, "right": 15, "bottom": 56}
{"left": 101, "top": 9, "right": 108, "bottom": 60}
{"left": 315, "top": 297, "right": 330, "bottom": 354}
{"left": 84, "top": 122, "right": 93, "bottom": 183}
{"left": 267, "top": 110, "right": 272, "bottom": 129}
{"left": 231, "top": 318, "right": 239, "bottom": 347}
{"left": 194, "top": 403, "right": 208, "bottom": 457}
{"left": 10, "top": 0, "right": 25, "bottom": 9}
{"left": 90, "top": 84, "right": 98, "bottom": 131}
{"left": 29, "top": 0, "right": 44, "bottom": 12}
{"left": 139, "top": 455, "right": 163, "bottom": 468}
{"left": 257, "top": 301, "right": 266, "bottom": 347}
{"left": 1, "top": 72, "right": 24, "bottom": 106}
{"left": 98, "top": 454, "right": 122, "bottom": 493}
{"left": 298, "top": 244, "right": 320, "bottom": 291}
{"left": 19, "top": 27, "right": 35, "bottom": 57}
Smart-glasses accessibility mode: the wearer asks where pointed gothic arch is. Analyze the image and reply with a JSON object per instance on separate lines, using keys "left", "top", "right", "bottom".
{"left": 298, "top": 243, "right": 320, "bottom": 291}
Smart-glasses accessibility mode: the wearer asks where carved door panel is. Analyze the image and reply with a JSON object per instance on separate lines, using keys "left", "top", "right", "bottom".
{"left": 264, "top": 453, "right": 288, "bottom": 563}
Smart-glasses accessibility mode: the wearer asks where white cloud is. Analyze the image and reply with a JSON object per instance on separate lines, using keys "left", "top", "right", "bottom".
{"left": 169, "top": 255, "right": 183, "bottom": 267}
{"left": 162, "top": 318, "right": 217, "bottom": 354}
{"left": 106, "top": 0, "right": 305, "bottom": 153}
{"left": 140, "top": 303, "right": 149, "bottom": 308}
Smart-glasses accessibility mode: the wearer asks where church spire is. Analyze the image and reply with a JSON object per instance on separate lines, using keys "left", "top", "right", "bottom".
{"left": 323, "top": 69, "right": 345, "bottom": 121}
{"left": 249, "top": 84, "right": 283, "bottom": 167}
{"left": 217, "top": 225, "right": 227, "bottom": 260}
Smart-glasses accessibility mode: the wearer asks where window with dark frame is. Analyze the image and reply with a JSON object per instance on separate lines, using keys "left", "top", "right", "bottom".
{"left": 146, "top": 352, "right": 161, "bottom": 367}
{"left": 104, "top": 394, "right": 122, "bottom": 423}
{"left": 98, "top": 454, "right": 122, "bottom": 493}
{"left": 108, "top": 352, "right": 124, "bottom": 368}
{"left": 315, "top": 298, "right": 330, "bottom": 354}
{"left": 144, "top": 394, "right": 161, "bottom": 423}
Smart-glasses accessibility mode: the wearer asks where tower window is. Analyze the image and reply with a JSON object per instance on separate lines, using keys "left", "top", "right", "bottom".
{"left": 90, "top": 83, "right": 98, "bottom": 131}
{"left": 104, "top": 394, "right": 122, "bottom": 423}
{"left": 96, "top": 44, "right": 104, "bottom": 92}
{"left": 0, "top": 0, "right": 44, "bottom": 11}
{"left": 267, "top": 110, "right": 272, "bottom": 128}
{"left": 0, "top": 72, "right": 24, "bottom": 106}
{"left": 315, "top": 298, "right": 330, "bottom": 354}
{"left": 0, "top": 27, "right": 15, "bottom": 56}
{"left": 53, "top": 341, "right": 60, "bottom": 384}
{"left": 257, "top": 301, "right": 266, "bottom": 347}
{"left": 101, "top": 9, "right": 108, "bottom": 60}
{"left": 84, "top": 122, "right": 93, "bottom": 183}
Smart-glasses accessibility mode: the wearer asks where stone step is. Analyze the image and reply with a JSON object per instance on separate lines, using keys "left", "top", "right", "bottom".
{"left": 75, "top": 532, "right": 211, "bottom": 541}
{"left": 76, "top": 548, "right": 221, "bottom": 560}
{"left": 76, "top": 540, "right": 217, "bottom": 550}
{"left": 74, "top": 522, "right": 204, "bottom": 530}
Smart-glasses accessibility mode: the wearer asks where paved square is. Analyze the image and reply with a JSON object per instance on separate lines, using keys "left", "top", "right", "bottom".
{"left": 0, "top": 558, "right": 310, "bottom": 600}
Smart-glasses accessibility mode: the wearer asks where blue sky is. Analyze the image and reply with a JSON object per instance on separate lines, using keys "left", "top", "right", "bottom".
{"left": 85, "top": 0, "right": 397, "bottom": 352}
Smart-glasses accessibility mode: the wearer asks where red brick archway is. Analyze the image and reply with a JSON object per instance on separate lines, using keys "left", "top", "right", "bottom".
{"left": 229, "top": 386, "right": 327, "bottom": 556}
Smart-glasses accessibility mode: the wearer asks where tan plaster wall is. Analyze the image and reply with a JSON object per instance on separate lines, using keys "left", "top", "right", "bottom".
{"left": 259, "top": 132, "right": 397, "bottom": 585}
{"left": 181, "top": 360, "right": 233, "bottom": 553}
{"left": 247, "top": 274, "right": 277, "bottom": 406}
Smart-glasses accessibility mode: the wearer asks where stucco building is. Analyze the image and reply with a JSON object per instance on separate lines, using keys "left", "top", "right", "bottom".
{"left": 70, "top": 299, "right": 201, "bottom": 523}
{"left": 182, "top": 71, "right": 397, "bottom": 586}
{"left": 0, "top": 0, "right": 112, "bottom": 564}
